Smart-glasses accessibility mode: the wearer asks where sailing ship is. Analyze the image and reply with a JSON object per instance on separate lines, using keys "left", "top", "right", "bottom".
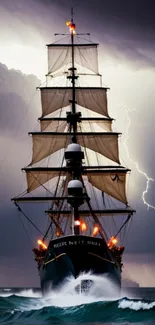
{"left": 12, "top": 12, "right": 135, "bottom": 295}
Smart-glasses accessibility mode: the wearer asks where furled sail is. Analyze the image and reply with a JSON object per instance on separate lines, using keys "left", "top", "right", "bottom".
{"left": 47, "top": 44, "right": 99, "bottom": 74}
{"left": 40, "top": 87, "right": 108, "bottom": 117}
{"left": 40, "top": 118, "right": 112, "bottom": 132}
{"left": 29, "top": 132, "right": 120, "bottom": 165}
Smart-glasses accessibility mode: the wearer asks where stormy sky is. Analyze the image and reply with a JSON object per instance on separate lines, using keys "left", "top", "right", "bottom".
{"left": 0, "top": 0, "right": 155, "bottom": 287}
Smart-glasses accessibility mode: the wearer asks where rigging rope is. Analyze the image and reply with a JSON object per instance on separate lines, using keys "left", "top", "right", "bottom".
{"left": 43, "top": 126, "right": 70, "bottom": 240}
{"left": 16, "top": 208, "right": 33, "bottom": 247}
{"left": 80, "top": 176, "right": 108, "bottom": 242}
{"left": 114, "top": 214, "right": 131, "bottom": 239}
{"left": 14, "top": 202, "right": 44, "bottom": 236}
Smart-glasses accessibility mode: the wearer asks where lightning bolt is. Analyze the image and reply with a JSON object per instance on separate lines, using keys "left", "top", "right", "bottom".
{"left": 123, "top": 106, "right": 155, "bottom": 210}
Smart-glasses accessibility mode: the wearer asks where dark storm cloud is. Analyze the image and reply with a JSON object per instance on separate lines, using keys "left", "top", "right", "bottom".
{"left": 0, "top": 63, "right": 40, "bottom": 133}
{"left": 0, "top": 64, "right": 42, "bottom": 286}
{"left": 38, "top": 0, "right": 155, "bottom": 46}
{"left": 0, "top": 62, "right": 40, "bottom": 201}
{"left": 0, "top": 63, "right": 39, "bottom": 101}
{"left": 0, "top": 204, "right": 48, "bottom": 287}
{"left": 1, "top": 0, "right": 155, "bottom": 69}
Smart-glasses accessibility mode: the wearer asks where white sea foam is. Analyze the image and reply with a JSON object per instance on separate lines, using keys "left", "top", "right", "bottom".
{"left": 0, "top": 292, "right": 13, "bottom": 297}
{"left": 0, "top": 288, "right": 41, "bottom": 298}
{"left": 0, "top": 288, "right": 12, "bottom": 297}
{"left": 15, "top": 289, "right": 41, "bottom": 298}
{"left": 119, "top": 299, "right": 155, "bottom": 310}
{"left": 2, "top": 277, "right": 154, "bottom": 313}
{"left": 20, "top": 273, "right": 120, "bottom": 310}
{"left": 3, "top": 288, "right": 11, "bottom": 292}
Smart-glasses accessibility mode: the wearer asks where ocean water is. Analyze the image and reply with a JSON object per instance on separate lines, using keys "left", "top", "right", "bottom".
{"left": 0, "top": 274, "right": 155, "bottom": 325}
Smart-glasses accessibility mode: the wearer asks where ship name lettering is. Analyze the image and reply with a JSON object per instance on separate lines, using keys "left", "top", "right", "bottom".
{"left": 87, "top": 241, "right": 100, "bottom": 246}
{"left": 54, "top": 241, "right": 67, "bottom": 248}
{"left": 68, "top": 240, "right": 85, "bottom": 245}
{"left": 69, "top": 241, "right": 74, "bottom": 245}
{"left": 69, "top": 240, "right": 78, "bottom": 245}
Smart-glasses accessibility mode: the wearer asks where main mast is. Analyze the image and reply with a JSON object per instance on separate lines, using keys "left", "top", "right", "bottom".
{"left": 66, "top": 9, "right": 84, "bottom": 235}
{"left": 71, "top": 8, "right": 76, "bottom": 118}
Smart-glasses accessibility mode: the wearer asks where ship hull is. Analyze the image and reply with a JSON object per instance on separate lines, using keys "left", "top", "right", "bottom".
{"left": 39, "top": 235, "right": 121, "bottom": 295}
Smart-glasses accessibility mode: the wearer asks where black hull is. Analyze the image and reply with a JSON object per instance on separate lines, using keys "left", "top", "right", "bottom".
{"left": 39, "top": 235, "right": 121, "bottom": 295}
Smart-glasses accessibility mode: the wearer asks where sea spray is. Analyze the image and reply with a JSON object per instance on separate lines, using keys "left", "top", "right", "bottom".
{"left": 0, "top": 273, "right": 119, "bottom": 312}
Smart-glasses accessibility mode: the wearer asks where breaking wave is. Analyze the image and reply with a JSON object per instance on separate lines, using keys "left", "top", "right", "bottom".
{"left": 0, "top": 274, "right": 155, "bottom": 324}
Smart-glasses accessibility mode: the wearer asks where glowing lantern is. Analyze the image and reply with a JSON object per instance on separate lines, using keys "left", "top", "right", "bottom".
{"left": 74, "top": 220, "right": 81, "bottom": 226}
{"left": 37, "top": 239, "right": 47, "bottom": 250}
{"left": 70, "top": 23, "right": 76, "bottom": 31}
{"left": 56, "top": 230, "right": 60, "bottom": 237}
{"left": 112, "top": 237, "right": 118, "bottom": 245}
{"left": 108, "top": 236, "right": 118, "bottom": 247}
{"left": 81, "top": 222, "right": 87, "bottom": 232}
{"left": 92, "top": 225, "right": 99, "bottom": 237}
{"left": 70, "top": 23, "right": 76, "bottom": 34}
{"left": 66, "top": 21, "right": 76, "bottom": 34}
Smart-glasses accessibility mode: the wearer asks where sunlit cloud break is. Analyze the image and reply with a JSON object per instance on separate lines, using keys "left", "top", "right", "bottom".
{"left": 0, "top": 43, "right": 46, "bottom": 78}
{"left": 123, "top": 106, "right": 155, "bottom": 210}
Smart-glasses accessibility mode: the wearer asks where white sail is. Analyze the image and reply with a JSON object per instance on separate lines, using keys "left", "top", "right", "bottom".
{"left": 40, "top": 87, "right": 108, "bottom": 117}
{"left": 26, "top": 170, "right": 65, "bottom": 192}
{"left": 25, "top": 168, "right": 127, "bottom": 204}
{"left": 30, "top": 133, "right": 120, "bottom": 165}
{"left": 77, "top": 120, "right": 112, "bottom": 132}
{"left": 47, "top": 44, "right": 99, "bottom": 74}
{"left": 40, "top": 119, "right": 67, "bottom": 132}
{"left": 40, "top": 119, "right": 112, "bottom": 132}
{"left": 87, "top": 172, "right": 128, "bottom": 204}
